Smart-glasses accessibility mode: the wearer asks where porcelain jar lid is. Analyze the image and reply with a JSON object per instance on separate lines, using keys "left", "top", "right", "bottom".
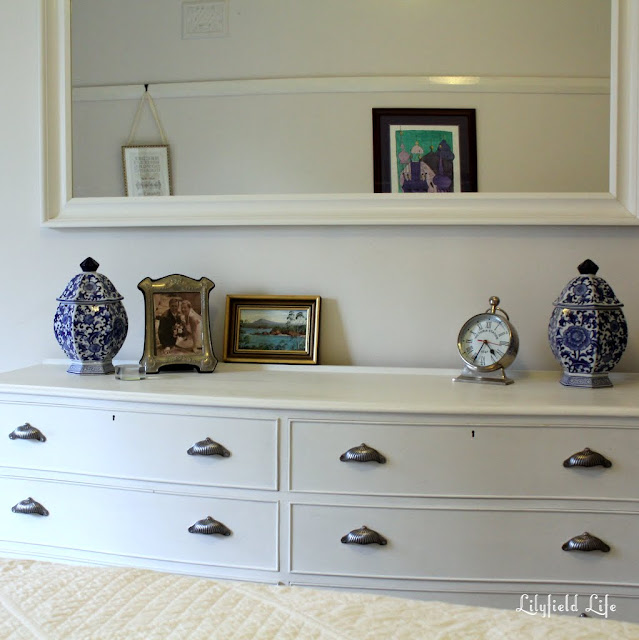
{"left": 56, "top": 257, "right": 124, "bottom": 304}
{"left": 552, "top": 259, "right": 623, "bottom": 309}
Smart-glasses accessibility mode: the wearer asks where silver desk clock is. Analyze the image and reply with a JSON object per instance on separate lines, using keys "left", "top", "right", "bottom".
{"left": 454, "top": 296, "right": 519, "bottom": 385}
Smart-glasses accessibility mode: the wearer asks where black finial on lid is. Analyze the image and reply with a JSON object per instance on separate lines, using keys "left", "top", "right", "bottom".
{"left": 80, "top": 257, "right": 99, "bottom": 272}
{"left": 578, "top": 259, "right": 599, "bottom": 275}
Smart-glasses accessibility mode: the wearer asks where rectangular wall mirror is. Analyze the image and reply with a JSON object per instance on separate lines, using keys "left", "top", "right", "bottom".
{"left": 42, "top": 0, "right": 639, "bottom": 227}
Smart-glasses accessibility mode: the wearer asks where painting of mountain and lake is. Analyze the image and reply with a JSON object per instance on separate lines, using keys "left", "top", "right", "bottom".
{"left": 224, "top": 295, "right": 320, "bottom": 364}
{"left": 238, "top": 307, "right": 309, "bottom": 352}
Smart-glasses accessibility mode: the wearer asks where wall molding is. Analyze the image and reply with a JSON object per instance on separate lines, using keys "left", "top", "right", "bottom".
{"left": 72, "top": 75, "right": 610, "bottom": 103}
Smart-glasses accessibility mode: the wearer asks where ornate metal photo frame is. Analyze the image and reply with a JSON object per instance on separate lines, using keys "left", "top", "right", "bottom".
{"left": 224, "top": 295, "right": 320, "bottom": 364}
{"left": 138, "top": 274, "right": 217, "bottom": 373}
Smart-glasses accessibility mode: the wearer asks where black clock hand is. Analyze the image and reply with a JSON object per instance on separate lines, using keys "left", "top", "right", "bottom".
{"left": 473, "top": 341, "right": 487, "bottom": 362}
{"left": 477, "top": 339, "right": 502, "bottom": 360}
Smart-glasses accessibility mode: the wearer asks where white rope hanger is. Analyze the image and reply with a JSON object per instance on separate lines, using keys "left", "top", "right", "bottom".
{"left": 126, "top": 85, "right": 168, "bottom": 146}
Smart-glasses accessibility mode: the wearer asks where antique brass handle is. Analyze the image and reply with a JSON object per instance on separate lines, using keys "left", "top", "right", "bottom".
{"left": 563, "top": 448, "right": 612, "bottom": 468}
{"left": 12, "top": 497, "right": 49, "bottom": 516}
{"left": 562, "top": 531, "right": 610, "bottom": 552}
{"left": 188, "top": 516, "right": 231, "bottom": 536}
{"left": 341, "top": 525, "right": 387, "bottom": 545}
{"left": 339, "top": 443, "right": 386, "bottom": 464}
{"left": 187, "top": 437, "right": 231, "bottom": 457}
{"left": 8, "top": 423, "right": 46, "bottom": 442}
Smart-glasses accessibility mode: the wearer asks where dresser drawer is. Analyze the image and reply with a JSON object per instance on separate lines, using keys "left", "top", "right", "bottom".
{"left": 1, "top": 404, "right": 277, "bottom": 489}
{"left": 2, "top": 477, "right": 278, "bottom": 570}
{"left": 289, "top": 419, "right": 639, "bottom": 498}
{"left": 290, "top": 503, "right": 638, "bottom": 584}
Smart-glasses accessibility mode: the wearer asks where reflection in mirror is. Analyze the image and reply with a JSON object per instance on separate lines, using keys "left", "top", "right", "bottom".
{"left": 71, "top": 0, "right": 610, "bottom": 198}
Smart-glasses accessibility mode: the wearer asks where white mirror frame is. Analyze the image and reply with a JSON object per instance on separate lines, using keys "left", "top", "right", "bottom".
{"left": 42, "top": 0, "right": 639, "bottom": 228}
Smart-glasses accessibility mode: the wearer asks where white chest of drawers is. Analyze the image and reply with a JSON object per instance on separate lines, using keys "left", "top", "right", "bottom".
{"left": 0, "top": 364, "right": 638, "bottom": 622}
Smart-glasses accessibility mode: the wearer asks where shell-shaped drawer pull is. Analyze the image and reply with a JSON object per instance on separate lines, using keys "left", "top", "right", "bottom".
{"left": 8, "top": 423, "right": 46, "bottom": 442}
{"left": 339, "top": 443, "right": 386, "bottom": 464}
{"left": 563, "top": 448, "right": 612, "bottom": 468}
{"left": 562, "top": 531, "right": 610, "bottom": 553}
{"left": 188, "top": 516, "right": 232, "bottom": 536}
{"left": 187, "top": 437, "right": 231, "bottom": 457}
{"left": 341, "top": 525, "right": 387, "bottom": 546}
{"left": 12, "top": 497, "right": 49, "bottom": 516}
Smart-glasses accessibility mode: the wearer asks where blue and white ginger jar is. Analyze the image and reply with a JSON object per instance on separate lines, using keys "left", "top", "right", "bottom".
{"left": 548, "top": 259, "right": 627, "bottom": 388}
{"left": 54, "top": 257, "right": 128, "bottom": 374}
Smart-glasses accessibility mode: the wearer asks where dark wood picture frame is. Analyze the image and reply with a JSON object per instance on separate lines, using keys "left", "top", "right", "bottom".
{"left": 372, "top": 108, "right": 477, "bottom": 194}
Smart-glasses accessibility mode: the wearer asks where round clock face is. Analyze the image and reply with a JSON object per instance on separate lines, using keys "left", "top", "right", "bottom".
{"left": 457, "top": 313, "right": 518, "bottom": 372}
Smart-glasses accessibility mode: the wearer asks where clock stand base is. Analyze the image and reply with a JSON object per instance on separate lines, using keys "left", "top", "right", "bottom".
{"left": 453, "top": 366, "right": 514, "bottom": 385}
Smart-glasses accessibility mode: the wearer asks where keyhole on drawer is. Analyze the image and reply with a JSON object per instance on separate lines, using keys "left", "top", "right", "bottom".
{"left": 471, "top": 430, "right": 475, "bottom": 438}
{"left": 112, "top": 415, "right": 115, "bottom": 421}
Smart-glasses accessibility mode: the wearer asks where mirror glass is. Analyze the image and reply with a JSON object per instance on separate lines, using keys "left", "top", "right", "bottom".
{"left": 71, "top": 0, "right": 610, "bottom": 198}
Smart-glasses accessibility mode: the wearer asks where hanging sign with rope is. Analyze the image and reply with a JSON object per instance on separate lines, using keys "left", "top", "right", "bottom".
{"left": 122, "top": 87, "right": 173, "bottom": 196}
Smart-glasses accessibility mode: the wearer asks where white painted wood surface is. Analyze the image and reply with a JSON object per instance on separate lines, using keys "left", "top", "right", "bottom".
{"left": 0, "top": 402, "right": 278, "bottom": 489}
{"left": 290, "top": 504, "right": 639, "bottom": 583}
{"left": 1, "top": 363, "right": 638, "bottom": 620}
{"left": 2, "top": 363, "right": 639, "bottom": 417}
{"left": 289, "top": 419, "right": 639, "bottom": 499}
{"left": 73, "top": 76, "right": 611, "bottom": 103}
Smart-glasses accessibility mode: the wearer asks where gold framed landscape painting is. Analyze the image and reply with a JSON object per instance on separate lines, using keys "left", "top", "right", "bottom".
{"left": 224, "top": 295, "right": 320, "bottom": 364}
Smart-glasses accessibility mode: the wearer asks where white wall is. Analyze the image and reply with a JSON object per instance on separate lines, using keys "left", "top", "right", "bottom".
{"left": 71, "top": 0, "right": 610, "bottom": 196}
{"left": 2, "top": 1, "right": 638, "bottom": 377}
{"left": 71, "top": 0, "right": 610, "bottom": 83}
{"left": 72, "top": 91, "right": 610, "bottom": 196}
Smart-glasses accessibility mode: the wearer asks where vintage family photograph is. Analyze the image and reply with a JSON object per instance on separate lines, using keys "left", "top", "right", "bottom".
{"left": 138, "top": 274, "right": 217, "bottom": 373}
{"left": 153, "top": 292, "right": 203, "bottom": 356}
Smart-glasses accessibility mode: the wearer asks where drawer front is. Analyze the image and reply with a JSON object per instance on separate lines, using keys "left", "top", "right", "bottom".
{"left": 290, "top": 420, "right": 639, "bottom": 498}
{"left": 290, "top": 503, "right": 638, "bottom": 584}
{"left": 2, "top": 478, "right": 278, "bottom": 570}
{"left": 1, "top": 404, "right": 277, "bottom": 489}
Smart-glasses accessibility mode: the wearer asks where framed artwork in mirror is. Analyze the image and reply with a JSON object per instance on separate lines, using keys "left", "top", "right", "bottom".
{"left": 373, "top": 108, "right": 477, "bottom": 194}
{"left": 224, "top": 295, "right": 320, "bottom": 364}
{"left": 122, "top": 145, "right": 173, "bottom": 196}
{"left": 138, "top": 274, "right": 217, "bottom": 373}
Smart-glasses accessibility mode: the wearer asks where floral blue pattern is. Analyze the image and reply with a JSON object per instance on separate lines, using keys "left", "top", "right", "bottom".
{"left": 54, "top": 259, "right": 128, "bottom": 375}
{"left": 548, "top": 261, "right": 627, "bottom": 388}
{"left": 561, "top": 326, "right": 592, "bottom": 351}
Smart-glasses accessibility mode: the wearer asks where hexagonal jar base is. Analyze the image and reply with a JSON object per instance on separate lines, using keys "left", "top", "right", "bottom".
{"left": 66, "top": 360, "right": 115, "bottom": 375}
{"left": 560, "top": 372, "right": 613, "bottom": 388}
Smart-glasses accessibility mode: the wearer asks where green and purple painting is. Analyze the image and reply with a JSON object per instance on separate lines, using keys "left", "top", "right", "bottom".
{"left": 390, "top": 125, "right": 460, "bottom": 193}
